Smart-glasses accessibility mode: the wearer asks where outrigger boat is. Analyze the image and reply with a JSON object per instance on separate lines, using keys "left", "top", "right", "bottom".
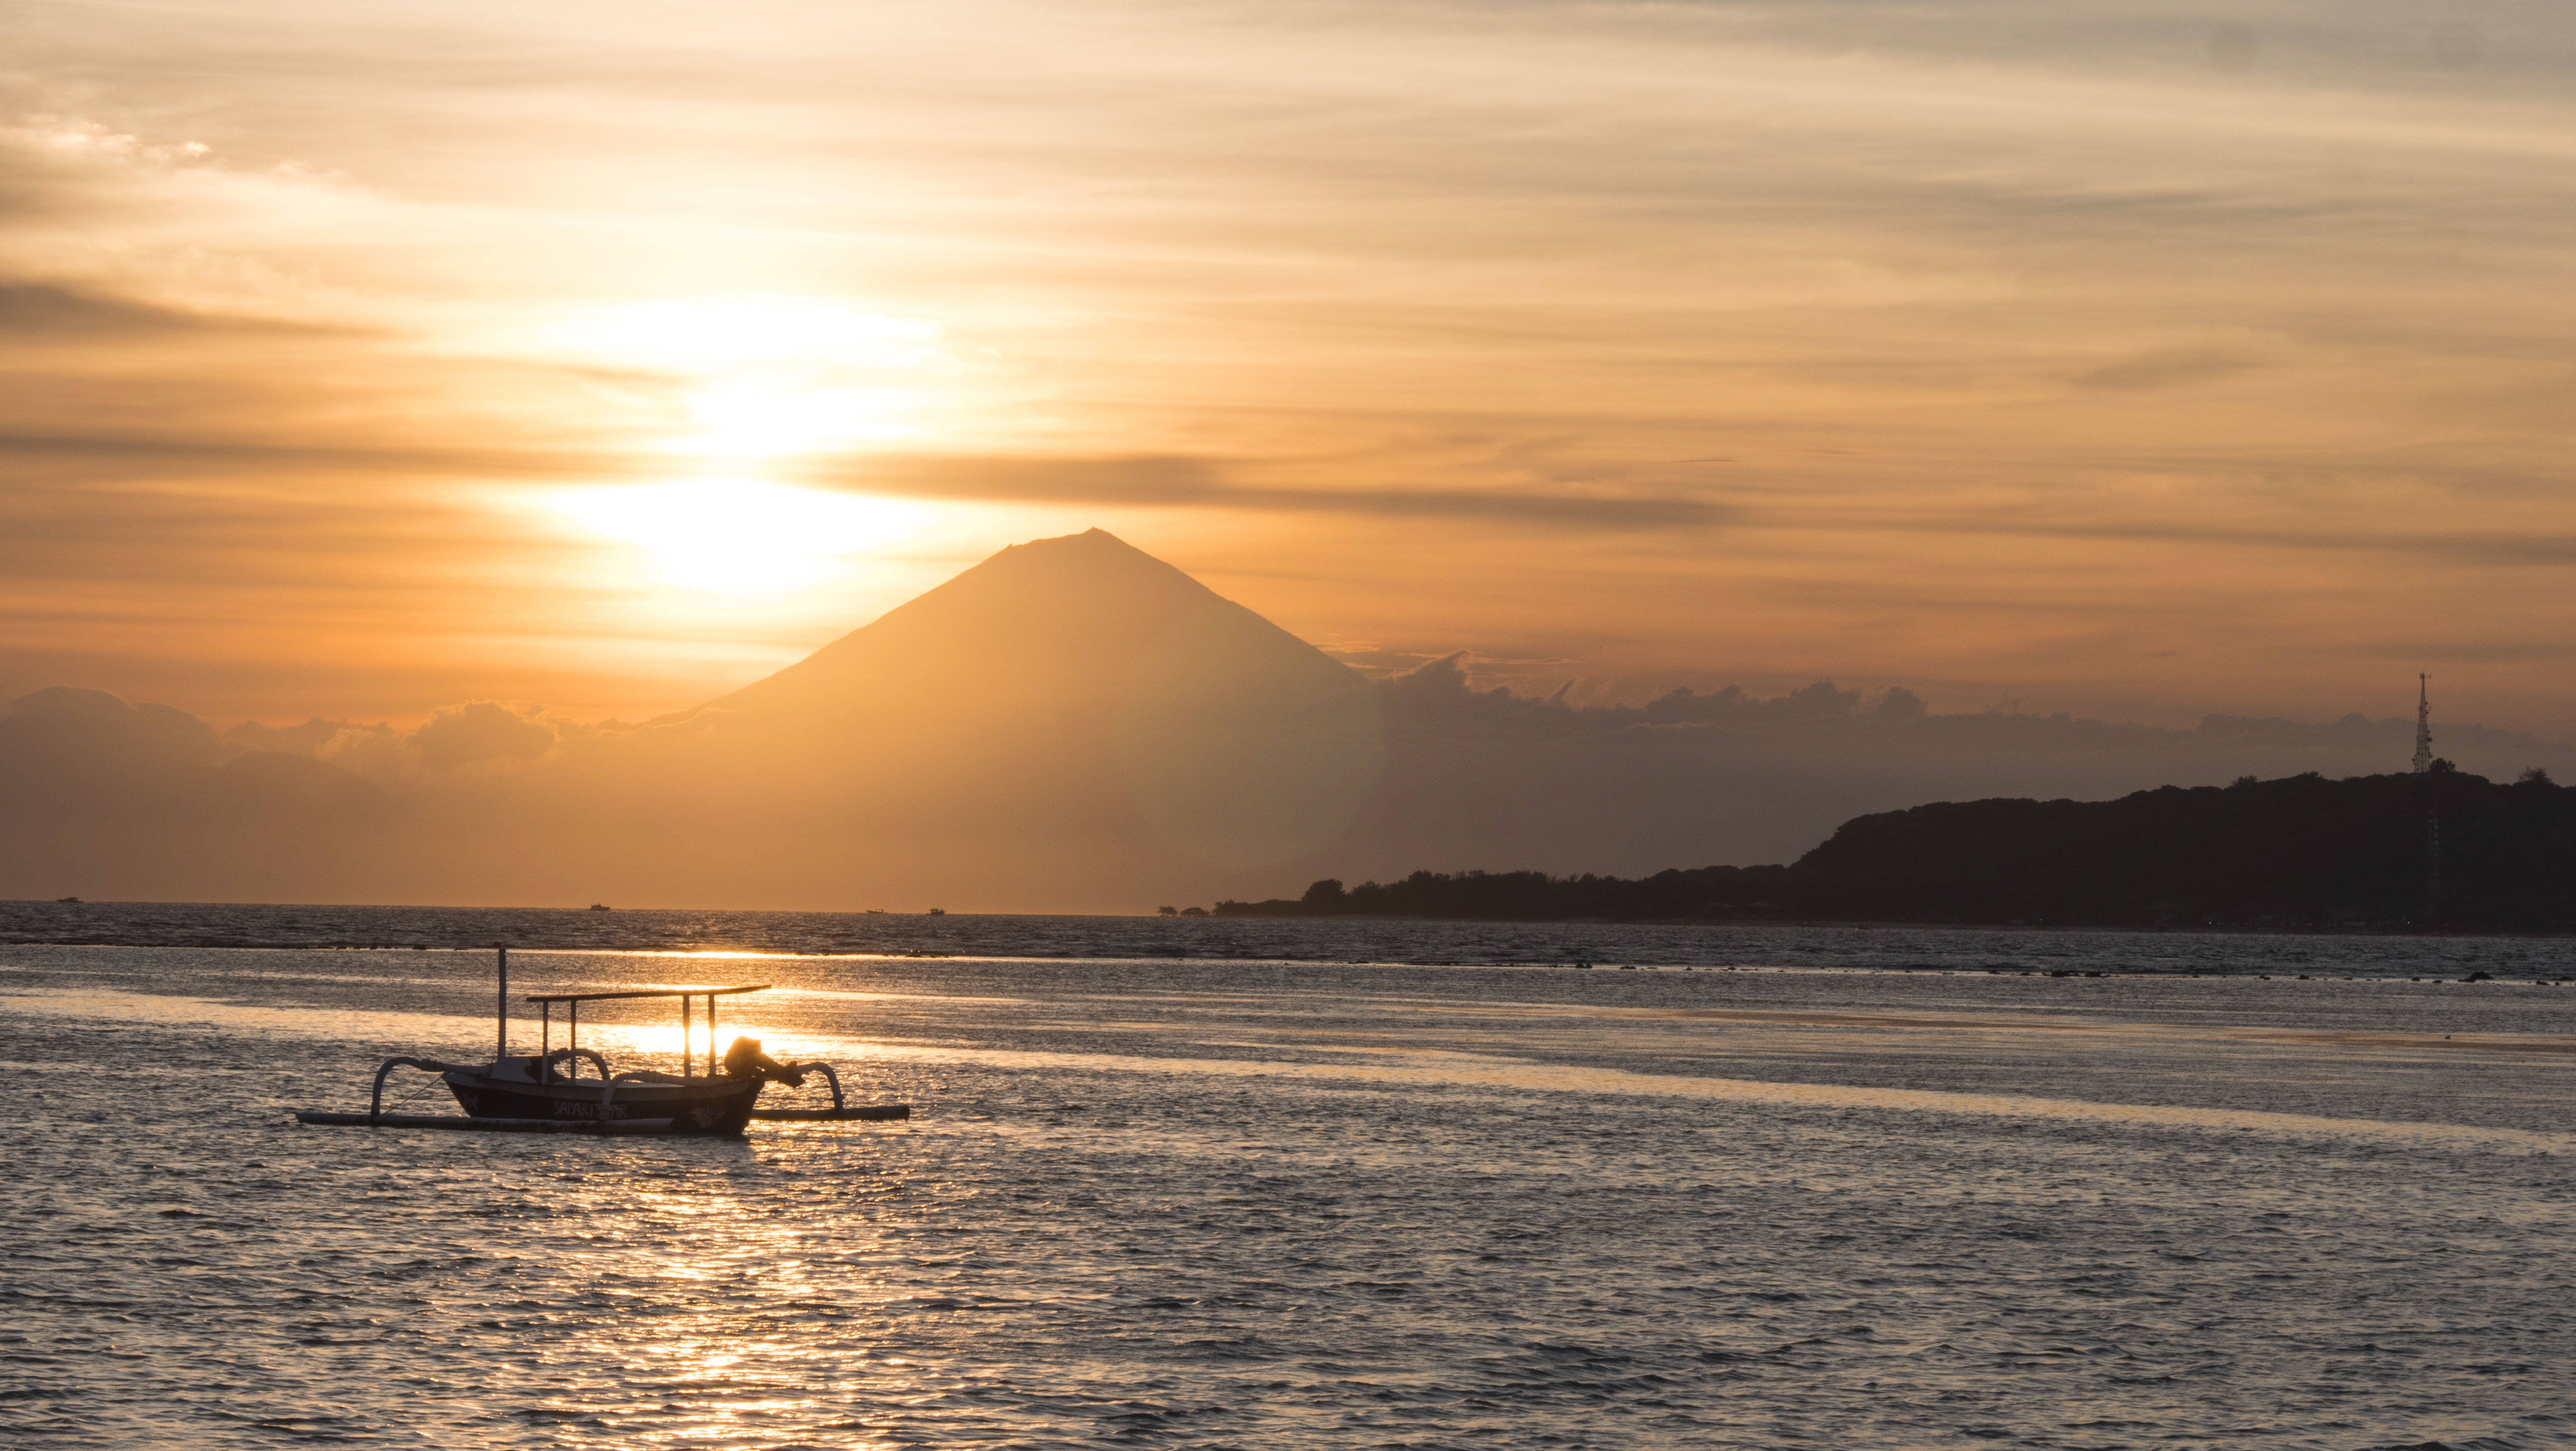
{"left": 296, "top": 948, "right": 908, "bottom": 1135}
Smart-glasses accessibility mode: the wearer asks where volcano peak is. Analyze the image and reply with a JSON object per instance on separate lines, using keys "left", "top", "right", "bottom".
{"left": 704, "top": 527, "right": 1358, "bottom": 719}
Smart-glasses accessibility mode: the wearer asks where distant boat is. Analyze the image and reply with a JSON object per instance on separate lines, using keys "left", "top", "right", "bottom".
{"left": 295, "top": 948, "right": 908, "bottom": 1135}
{"left": 55, "top": 895, "right": 81, "bottom": 904}
{"left": 864, "top": 908, "right": 887, "bottom": 915}
{"left": 587, "top": 903, "right": 612, "bottom": 911}
{"left": 926, "top": 907, "right": 946, "bottom": 916}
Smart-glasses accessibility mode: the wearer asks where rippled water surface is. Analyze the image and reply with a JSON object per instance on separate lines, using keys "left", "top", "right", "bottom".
{"left": 5, "top": 906, "right": 2573, "bottom": 1448}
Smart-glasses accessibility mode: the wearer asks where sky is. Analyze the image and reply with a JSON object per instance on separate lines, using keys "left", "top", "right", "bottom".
{"left": 6, "top": 0, "right": 2576, "bottom": 737}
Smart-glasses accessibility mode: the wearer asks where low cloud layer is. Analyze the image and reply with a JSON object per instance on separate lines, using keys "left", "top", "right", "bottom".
{"left": 12, "top": 530, "right": 2571, "bottom": 911}
{"left": 10, "top": 664, "right": 2561, "bottom": 912}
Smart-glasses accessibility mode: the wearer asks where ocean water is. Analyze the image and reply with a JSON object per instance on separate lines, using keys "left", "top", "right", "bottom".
{"left": 3, "top": 906, "right": 2572, "bottom": 1449}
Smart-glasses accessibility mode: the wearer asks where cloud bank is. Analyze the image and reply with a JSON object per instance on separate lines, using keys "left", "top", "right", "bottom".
{"left": 7, "top": 3, "right": 2576, "bottom": 733}
{"left": 8, "top": 533, "right": 2565, "bottom": 911}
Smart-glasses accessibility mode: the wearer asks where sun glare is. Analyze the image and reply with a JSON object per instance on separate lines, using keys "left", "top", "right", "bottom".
{"left": 554, "top": 297, "right": 947, "bottom": 457}
{"left": 681, "top": 377, "right": 922, "bottom": 457}
{"left": 548, "top": 480, "right": 923, "bottom": 596}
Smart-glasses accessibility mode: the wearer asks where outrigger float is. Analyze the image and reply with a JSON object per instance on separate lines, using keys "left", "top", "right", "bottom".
{"left": 296, "top": 948, "right": 908, "bottom": 1135}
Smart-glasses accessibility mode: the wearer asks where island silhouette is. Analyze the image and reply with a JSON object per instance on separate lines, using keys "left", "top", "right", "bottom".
{"left": 1204, "top": 762, "right": 2575, "bottom": 931}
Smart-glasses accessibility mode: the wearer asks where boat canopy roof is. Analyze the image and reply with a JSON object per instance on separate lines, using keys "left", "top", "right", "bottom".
{"left": 523, "top": 984, "right": 770, "bottom": 1005}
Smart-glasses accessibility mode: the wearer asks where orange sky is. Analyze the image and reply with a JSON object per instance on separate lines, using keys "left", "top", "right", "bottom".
{"left": 5, "top": 0, "right": 2574, "bottom": 736}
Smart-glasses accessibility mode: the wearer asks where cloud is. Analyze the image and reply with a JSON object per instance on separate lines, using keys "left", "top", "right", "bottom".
{"left": 409, "top": 702, "right": 560, "bottom": 772}
{"left": 223, "top": 717, "right": 379, "bottom": 756}
{"left": 0, "top": 429, "right": 605, "bottom": 480}
{"left": 1744, "top": 506, "right": 2576, "bottom": 569}
{"left": 9, "top": 658, "right": 2574, "bottom": 908}
{"left": 11, "top": 0, "right": 2576, "bottom": 739}
{"left": 830, "top": 455, "right": 1730, "bottom": 529}
{"left": 0, "top": 281, "right": 248, "bottom": 339}
{"left": 0, "top": 434, "right": 1729, "bottom": 532}
{"left": 217, "top": 702, "right": 568, "bottom": 782}
{"left": 2072, "top": 346, "right": 2266, "bottom": 391}
{"left": 1317, "top": 660, "right": 2576, "bottom": 884}
{"left": 17, "top": 527, "right": 2575, "bottom": 911}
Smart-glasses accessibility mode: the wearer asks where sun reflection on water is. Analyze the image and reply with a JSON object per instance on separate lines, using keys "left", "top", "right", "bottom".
{"left": 14, "top": 940, "right": 2576, "bottom": 1448}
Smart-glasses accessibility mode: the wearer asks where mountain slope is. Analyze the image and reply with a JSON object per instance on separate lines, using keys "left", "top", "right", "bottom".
{"left": 705, "top": 528, "right": 1358, "bottom": 722}
{"left": 652, "top": 528, "right": 1384, "bottom": 873}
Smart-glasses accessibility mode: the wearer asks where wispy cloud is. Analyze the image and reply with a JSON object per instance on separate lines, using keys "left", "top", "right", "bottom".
{"left": 7, "top": 0, "right": 2576, "bottom": 731}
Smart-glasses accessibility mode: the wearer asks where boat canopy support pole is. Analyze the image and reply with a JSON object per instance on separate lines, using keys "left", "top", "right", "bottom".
{"left": 496, "top": 946, "right": 509, "bottom": 1064}
{"left": 541, "top": 1048, "right": 612, "bottom": 1080}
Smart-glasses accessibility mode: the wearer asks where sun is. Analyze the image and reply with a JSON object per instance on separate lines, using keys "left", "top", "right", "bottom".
{"left": 547, "top": 480, "right": 923, "bottom": 597}
{"left": 552, "top": 297, "right": 947, "bottom": 458}
{"left": 520, "top": 298, "right": 949, "bottom": 598}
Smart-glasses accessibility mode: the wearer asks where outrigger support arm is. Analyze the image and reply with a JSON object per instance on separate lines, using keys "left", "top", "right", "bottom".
{"left": 787, "top": 1061, "right": 847, "bottom": 1112}
{"left": 372, "top": 1056, "right": 475, "bottom": 1121}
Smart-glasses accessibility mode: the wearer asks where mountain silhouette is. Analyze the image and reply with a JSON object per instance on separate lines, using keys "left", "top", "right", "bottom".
{"left": 704, "top": 528, "right": 1358, "bottom": 721}
{"left": 653, "top": 528, "right": 1384, "bottom": 872}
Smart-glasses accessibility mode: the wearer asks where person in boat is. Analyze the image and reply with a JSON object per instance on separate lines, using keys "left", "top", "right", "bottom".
{"left": 721, "top": 1036, "right": 807, "bottom": 1087}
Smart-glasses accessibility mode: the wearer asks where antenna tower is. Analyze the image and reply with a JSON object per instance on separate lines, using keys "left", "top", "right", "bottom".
{"left": 2412, "top": 673, "right": 2433, "bottom": 774}
{"left": 2413, "top": 674, "right": 2440, "bottom": 925}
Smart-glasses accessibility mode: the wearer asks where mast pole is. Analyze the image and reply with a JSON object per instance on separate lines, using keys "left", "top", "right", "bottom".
{"left": 497, "top": 946, "right": 509, "bottom": 1064}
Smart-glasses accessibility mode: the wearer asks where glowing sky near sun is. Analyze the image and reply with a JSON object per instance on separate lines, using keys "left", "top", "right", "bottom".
{"left": 4, "top": 0, "right": 2576, "bottom": 732}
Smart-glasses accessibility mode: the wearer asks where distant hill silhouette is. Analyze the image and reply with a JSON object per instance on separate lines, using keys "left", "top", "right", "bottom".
{"left": 1213, "top": 767, "right": 2576, "bottom": 930}
{"left": 0, "top": 686, "right": 395, "bottom": 900}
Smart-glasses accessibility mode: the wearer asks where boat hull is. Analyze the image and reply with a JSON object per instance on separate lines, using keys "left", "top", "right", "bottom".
{"left": 444, "top": 1073, "right": 764, "bottom": 1135}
